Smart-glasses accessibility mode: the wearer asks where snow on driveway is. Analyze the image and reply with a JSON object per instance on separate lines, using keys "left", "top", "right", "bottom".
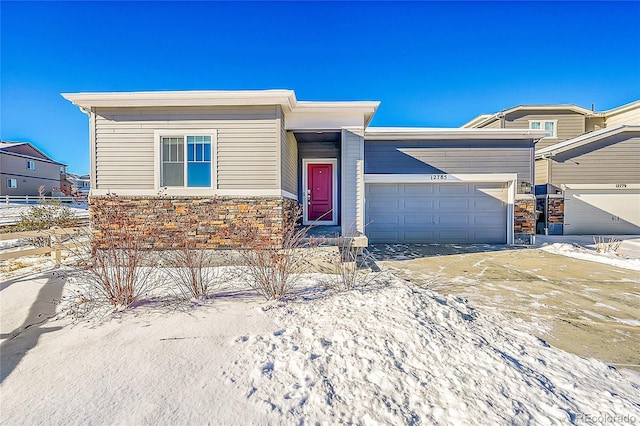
{"left": 1, "top": 272, "right": 639, "bottom": 425}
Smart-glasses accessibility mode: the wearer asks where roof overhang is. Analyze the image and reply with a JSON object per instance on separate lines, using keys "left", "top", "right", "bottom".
{"left": 603, "top": 100, "right": 640, "bottom": 117}
{"left": 462, "top": 104, "right": 600, "bottom": 128}
{"left": 62, "top": 90, "right": 298, "bottom": 110}
{"left": 365, "top": 127, "right": 550, "bottom": 141}
{"left": 536, "top": 125, "right": 640, "bottom": 159}
{"left": 61, "top": 90, "right": 380, "bottom": 130}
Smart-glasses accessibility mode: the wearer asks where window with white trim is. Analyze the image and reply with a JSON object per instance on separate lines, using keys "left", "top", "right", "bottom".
{"left": 529, "top": 120, "right": 557, "bottom": 138}
{"left": 161, "top": 135, "right": 212, "bottom": 187}
{"left": 7, "top": 178, "right": 17, "bottom": 188}
{"left": 27, "top": 160, "right": 35, "bottom": 170}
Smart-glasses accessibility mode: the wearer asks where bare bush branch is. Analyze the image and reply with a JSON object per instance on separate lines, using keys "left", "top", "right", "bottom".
{"left": 234, "top": 203, "right": 320, "bottom": 301}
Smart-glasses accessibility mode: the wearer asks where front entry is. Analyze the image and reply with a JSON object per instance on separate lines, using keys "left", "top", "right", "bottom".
{"left": 303, "top": 159, "right": 337, "bottom": 225}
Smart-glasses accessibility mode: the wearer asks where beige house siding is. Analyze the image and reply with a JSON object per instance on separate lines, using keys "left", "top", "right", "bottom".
{"left": 503, "top": 111, "right": 586, "bottom": 150}
{"left": 585, "top": 117, "right": 606, "bottom": 132}
{"left": 0, "top": 153, "right": 64, "bottom": 196}
{"left": 534, "top": 158, "right": 548, "bottom": 185}
{"left": 483, "top": 120, "right": 501, "bottom": 129}
{"left": 341, "top": 128, "right": 365, "bottom": 234}
{"left": 93, "top": 106, "right": 280, "bottom": 191}
{"left": 606, "top": 107, "right": 640, "bottom": 126}
{"left": 550, "top": 133, "right": 640, "bottom": 185}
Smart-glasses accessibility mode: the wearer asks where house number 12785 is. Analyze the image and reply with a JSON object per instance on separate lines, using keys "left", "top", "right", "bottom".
{"left": 430, "top": 174, "right": 448, "bottom": 180}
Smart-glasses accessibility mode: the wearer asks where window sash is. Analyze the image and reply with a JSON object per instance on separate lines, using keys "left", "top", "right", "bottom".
{"left": 7, "top": 178, "right": 17, "bottom": 188}
{"left": 161, "top": 135, "right": 212, "bottom": 187}
{"left": 529, "top": 120, "right": 556, "bottom": 138}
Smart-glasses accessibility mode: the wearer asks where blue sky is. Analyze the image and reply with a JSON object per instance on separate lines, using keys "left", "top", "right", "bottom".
{"left": 2, "top": 1, "right": 639, "bottom": 173}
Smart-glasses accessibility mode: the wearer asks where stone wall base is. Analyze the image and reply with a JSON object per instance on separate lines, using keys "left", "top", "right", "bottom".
{"left": 90, "top": 195, "right": 299, "bottom": 249}
{"left": 514, "top": 196, "right": 536, "bottom": 245}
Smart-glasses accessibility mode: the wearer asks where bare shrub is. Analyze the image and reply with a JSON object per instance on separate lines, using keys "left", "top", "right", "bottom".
{"left": 593, "top": 236, "right": 622, "bottom": 254}
{"left": 322, "top": 225, "right": 380, "bottom": 291}
{"left": 235, "top": 204, "right": 319, "bottom": 301}
{"left": 70, "top": 195, "right": 163, "bottom": 309}
{"left": 162, "top": 204, "right": 230, "bottom": 301}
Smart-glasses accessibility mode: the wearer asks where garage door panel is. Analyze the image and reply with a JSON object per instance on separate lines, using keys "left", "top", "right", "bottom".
{"left": 403, "top": 214, "right": 433, "bottom": 225}
{"left": 367, "top": 184, "right": 400, "bottom": 196}
{"left": 403, "top": 199, "right": 435, "bottom": 210}
{"left": 402, "top": 185, "right": 435, "bottom": 196}
{"left": 564, "top": 189, "right": 640, "bottom": 235}
{"left": 366, "top": 182, "right": 508, "bottom": 244}
{"left": 473, "top": 215, "right": 506, "bottom": 227}
{"left": 438, "top": 185, "right": 469, "bottom": 194}
{"left": 439, "top": 200, "right": 469, "bottom": 210}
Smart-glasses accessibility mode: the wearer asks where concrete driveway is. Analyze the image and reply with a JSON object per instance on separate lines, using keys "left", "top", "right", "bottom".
{"left": 369, "top": 243, "right": 640, "bottom": 371}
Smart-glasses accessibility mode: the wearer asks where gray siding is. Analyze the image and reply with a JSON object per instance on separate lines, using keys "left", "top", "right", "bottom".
{"left": 0, "top": 153, "right": 63, "bottom": 196}
{"left": 297, "top": 140, "right": 340, "bottom": 222}
{"left": 280, "top": 126, "right": 298, "bottom": 196}
{"left": 342, "top": 129, "right": 364, "bottom": 233}
{"left": 364, "top": 139, "right": 534, "bottom": 187}
{"left": 94, "top": 106, "right": 280, "bottom": 190}
{"left": 534, "top": 159, "right": 548, "bottom": 186}
{"left": 504, "top": 110, "right": 586, "bottom": 150}
{"left": 550, "top": 133, "right": 640, "bottom": 185}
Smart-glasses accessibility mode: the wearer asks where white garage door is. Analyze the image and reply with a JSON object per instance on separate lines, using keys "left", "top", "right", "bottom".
{"left": 365, "top": 182, "right": 508, "bottom": 244}
{"left": 564, "top": 187, "right": 640, "bottom": 235}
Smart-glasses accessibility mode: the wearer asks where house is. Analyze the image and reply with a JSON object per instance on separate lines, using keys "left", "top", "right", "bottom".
{"left": 462, "top": 101, "right": 640, "bottom": 235}
{"left": 65, "top": 172, "right": 91, "bottom": 196}
{"left": 0, "top": 141, "right": 67, "bottom": 197}
{"left": 62, "top": 90, "right": 548, "bottom": 248}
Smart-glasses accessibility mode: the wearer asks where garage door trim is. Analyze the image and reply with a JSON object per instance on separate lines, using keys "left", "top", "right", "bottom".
{"left": 364, "top": 173, "right": 518, "bottom": 244}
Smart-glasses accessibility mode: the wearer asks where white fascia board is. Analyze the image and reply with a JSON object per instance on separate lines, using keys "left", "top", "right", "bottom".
{"left": 61, "top": 90, "right": 297, "bottom": 110}
{"left": 460, "top": 114, "right": 495, "bottom": 128}
{"left": 364, "top": 173, "right": 518, "bottom": 184}
{"left": 561, "top": 183, "right": 640, "bottom": 190}
{"left": 602, "top": 100, "right": 640, "bottom": 117}
{"left": 535, "top": 125, "right": 640, "bottom": 159}
{"left": 503, "top": 104, "right": 595, "bottom": 116}
{"left": 289, "top": 101, "right": 380, "bottom": 129}
{"left": 364, "top": 127, "right": 549, "bottom": 140}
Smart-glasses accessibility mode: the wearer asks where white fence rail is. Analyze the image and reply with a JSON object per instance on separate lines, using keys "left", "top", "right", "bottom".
{"left": 0, "top": 227, "right": 89, "bottom": 265}
{"left": 3, "top": 195, "right": 88, "bottom": 205}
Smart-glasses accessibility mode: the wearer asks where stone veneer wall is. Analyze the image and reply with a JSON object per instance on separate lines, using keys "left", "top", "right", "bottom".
{"left": 514, "top": 196, "right": 536, "bottom": 244}
{"left": 90, "top": 196, "right": 299, "bottom": 249}
{"left": 546, "top": 197, "right": 564, "bottom": 225}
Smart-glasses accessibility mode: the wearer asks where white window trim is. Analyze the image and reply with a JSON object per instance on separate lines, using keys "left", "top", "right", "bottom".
{"left": 26, "top": 160, "right": 36, "bottom": 170}
{"left": 528, "top": 120, "right": 558, "bottom": 139}
{"left": 153, "top": 129, "right": 218, "bottom": 195}
{"left": 302, "top": 158, "right": 338, "bottom": 226}
{"left": 7, "top": 178, "right": 18, "bottom": 188}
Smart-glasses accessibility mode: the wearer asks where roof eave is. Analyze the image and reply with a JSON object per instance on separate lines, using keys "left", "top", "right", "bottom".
{"left": 365, "top": 128, "right": 549, "bottom": 141}
{"left": 535, "top": 125, "right": 640, "bottom": 158}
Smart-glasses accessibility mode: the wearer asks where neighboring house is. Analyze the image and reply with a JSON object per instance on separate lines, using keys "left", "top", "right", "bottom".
{"left": 0, "top": 141, "right": 67, "bottom": 197}
{"left": 462, "top": 101, "right": 640, "bottom": 235}
{"left": 65, "top": 173, "right": 91, "bottom": 195}
{"left": 62, "top": 90, "right": 548, "bottom": 247}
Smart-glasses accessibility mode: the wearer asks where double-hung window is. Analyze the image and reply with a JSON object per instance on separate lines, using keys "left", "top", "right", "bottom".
{"left": 529, "top": 120, "right": 557, "bottom": 138}
{"left": 161, "top": 134, "right": 213, "bottom": 187}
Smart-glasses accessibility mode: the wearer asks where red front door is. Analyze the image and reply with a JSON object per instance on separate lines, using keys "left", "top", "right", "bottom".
{"left": 307, "top": 163, "right": 333, "bottom": 222}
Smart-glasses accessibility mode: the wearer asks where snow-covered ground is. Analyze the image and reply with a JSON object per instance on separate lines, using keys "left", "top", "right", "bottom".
{"left": 0, "top": 202, "right": 89, "bottom": 226}
{"left": 536, "top": 235, "right": 640, "bottom": 271}
{"left": 1, "top": 270, "right": 639, "bottom": 424}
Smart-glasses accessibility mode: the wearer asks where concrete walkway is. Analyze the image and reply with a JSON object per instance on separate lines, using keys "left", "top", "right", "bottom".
{"left": 369, "top": 243, "right": 640, "bottom": 371}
